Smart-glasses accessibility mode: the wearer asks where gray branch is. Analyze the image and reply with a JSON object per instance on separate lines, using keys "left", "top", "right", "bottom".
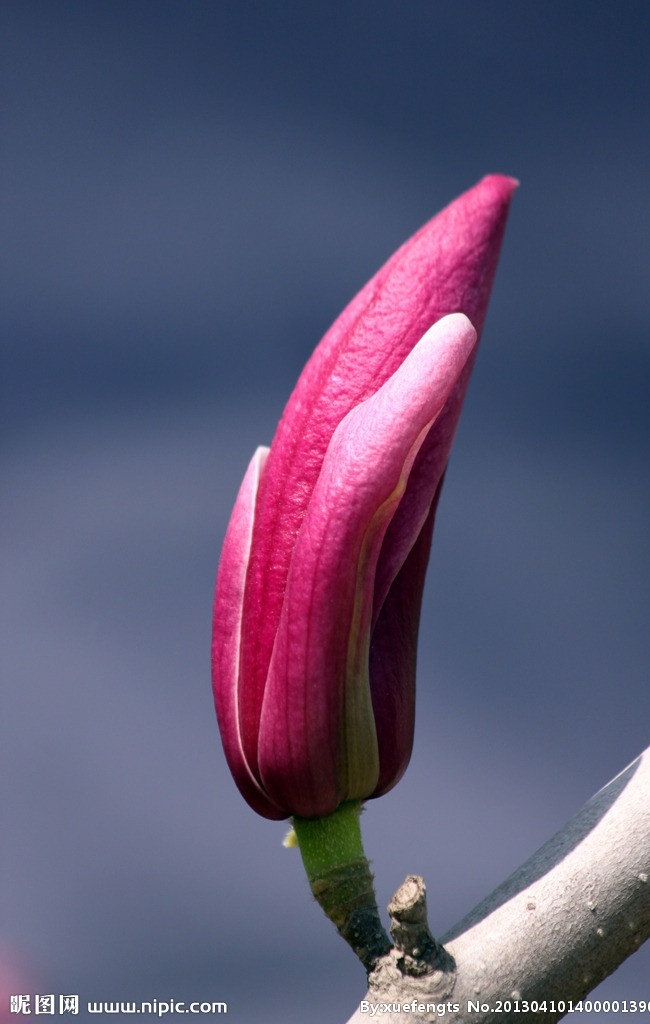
{"left": 346, "top": 743, "right": 650, "bottom": 1023}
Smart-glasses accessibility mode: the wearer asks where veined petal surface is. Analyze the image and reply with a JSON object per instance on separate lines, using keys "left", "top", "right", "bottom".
{"left": 238, "top": 176, "right": 517, "bottom": 783}
{"left": 257, "top": 315, "right": 477, "bottom": 817}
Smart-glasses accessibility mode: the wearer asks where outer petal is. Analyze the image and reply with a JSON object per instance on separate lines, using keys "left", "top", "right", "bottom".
{"left": 369, "top": 497, "right": 437, "bottom": 797}
{"left": 239, "top": 175, "right": 517, "bottom": 776}
{"left": 257, "top": 314, "right": 477, "bottom": 818}
{"left": 211, "top": 446, "right": 287, "bottom": 819}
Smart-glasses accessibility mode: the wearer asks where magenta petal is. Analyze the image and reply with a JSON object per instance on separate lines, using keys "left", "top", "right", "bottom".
{"left": 369, "top": 498, "right": 437, "bottom": 797}
{"left": 240, "top": 175, "right": 517, "bottom": 758}
{"left": 211, "top": 447, "right": 286, "bottom": 820}
{"left": 256, "top": 314, "right": 477, "bottom": 818}
{"left": 212, "top": 176, "right": 517, "bottom": 820}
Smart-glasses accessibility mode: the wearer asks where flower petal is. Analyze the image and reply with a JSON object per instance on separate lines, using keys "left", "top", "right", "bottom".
{"left": 211, "top": 446, "right": 287, "bottom": 819}
{"left": 240, "top": 175, "right": 517, "bottom": 757}
{"left": 257, "top": 314, "right": 477, "bottom": 817}
{"left": 369, "top": 499, "right": 437, "bottom": 797}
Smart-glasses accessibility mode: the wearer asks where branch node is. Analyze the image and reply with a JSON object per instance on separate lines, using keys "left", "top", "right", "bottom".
{"left": 387, "top": 874, "right": 452, "bottom": 977}
{"left": 362, "top": 874, "right": 456, "bottom": 1018}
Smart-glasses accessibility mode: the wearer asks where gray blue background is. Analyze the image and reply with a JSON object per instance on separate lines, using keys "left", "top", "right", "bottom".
{"left": 3, "top": 2, "right": 649, "bottom": 1020}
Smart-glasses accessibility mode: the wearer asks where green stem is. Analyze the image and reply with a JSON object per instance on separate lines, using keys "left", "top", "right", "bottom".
{"left": 292, "top": 801, "right": 391, "bottom": 972}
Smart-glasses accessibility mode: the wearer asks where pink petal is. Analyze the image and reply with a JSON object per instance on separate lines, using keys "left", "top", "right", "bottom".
{"left": 211, "top": 446, "right": 286, "bottom": 819}
{"left": 257, "top": 314, "right": 477, "bottom": 817}
{"left": 239, "top": 175, "right": 517, "bottom": 770}
{"left": 369, "top": 498, "right": 437, "bottom": 797}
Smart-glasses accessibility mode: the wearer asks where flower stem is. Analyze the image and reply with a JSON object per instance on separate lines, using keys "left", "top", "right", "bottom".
{"left": 292, "top": 801, "right": 391, "bottom": 972}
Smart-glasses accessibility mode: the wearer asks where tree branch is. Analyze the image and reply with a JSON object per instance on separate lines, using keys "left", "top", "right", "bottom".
{"left": 346, "top": 744, "right": 650, "bottom": 1022}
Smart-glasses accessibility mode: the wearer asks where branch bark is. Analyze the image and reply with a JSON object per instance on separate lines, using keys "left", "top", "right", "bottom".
{"left": 346, "top": 744, "right": 650, "bottom": 1023}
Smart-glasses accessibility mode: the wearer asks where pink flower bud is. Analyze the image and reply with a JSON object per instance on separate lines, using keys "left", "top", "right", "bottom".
{"left": 213, "top": 175, "right": 516, "bottom": 819}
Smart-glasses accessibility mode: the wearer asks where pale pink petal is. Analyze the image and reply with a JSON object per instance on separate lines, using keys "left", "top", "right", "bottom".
{"left": 257, "top": 314, "right": 477, "bottom": 817}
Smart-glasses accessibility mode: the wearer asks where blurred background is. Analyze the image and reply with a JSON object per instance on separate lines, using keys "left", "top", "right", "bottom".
{"left": 2, "top": 2, "right": 649, "bottom": 1021}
